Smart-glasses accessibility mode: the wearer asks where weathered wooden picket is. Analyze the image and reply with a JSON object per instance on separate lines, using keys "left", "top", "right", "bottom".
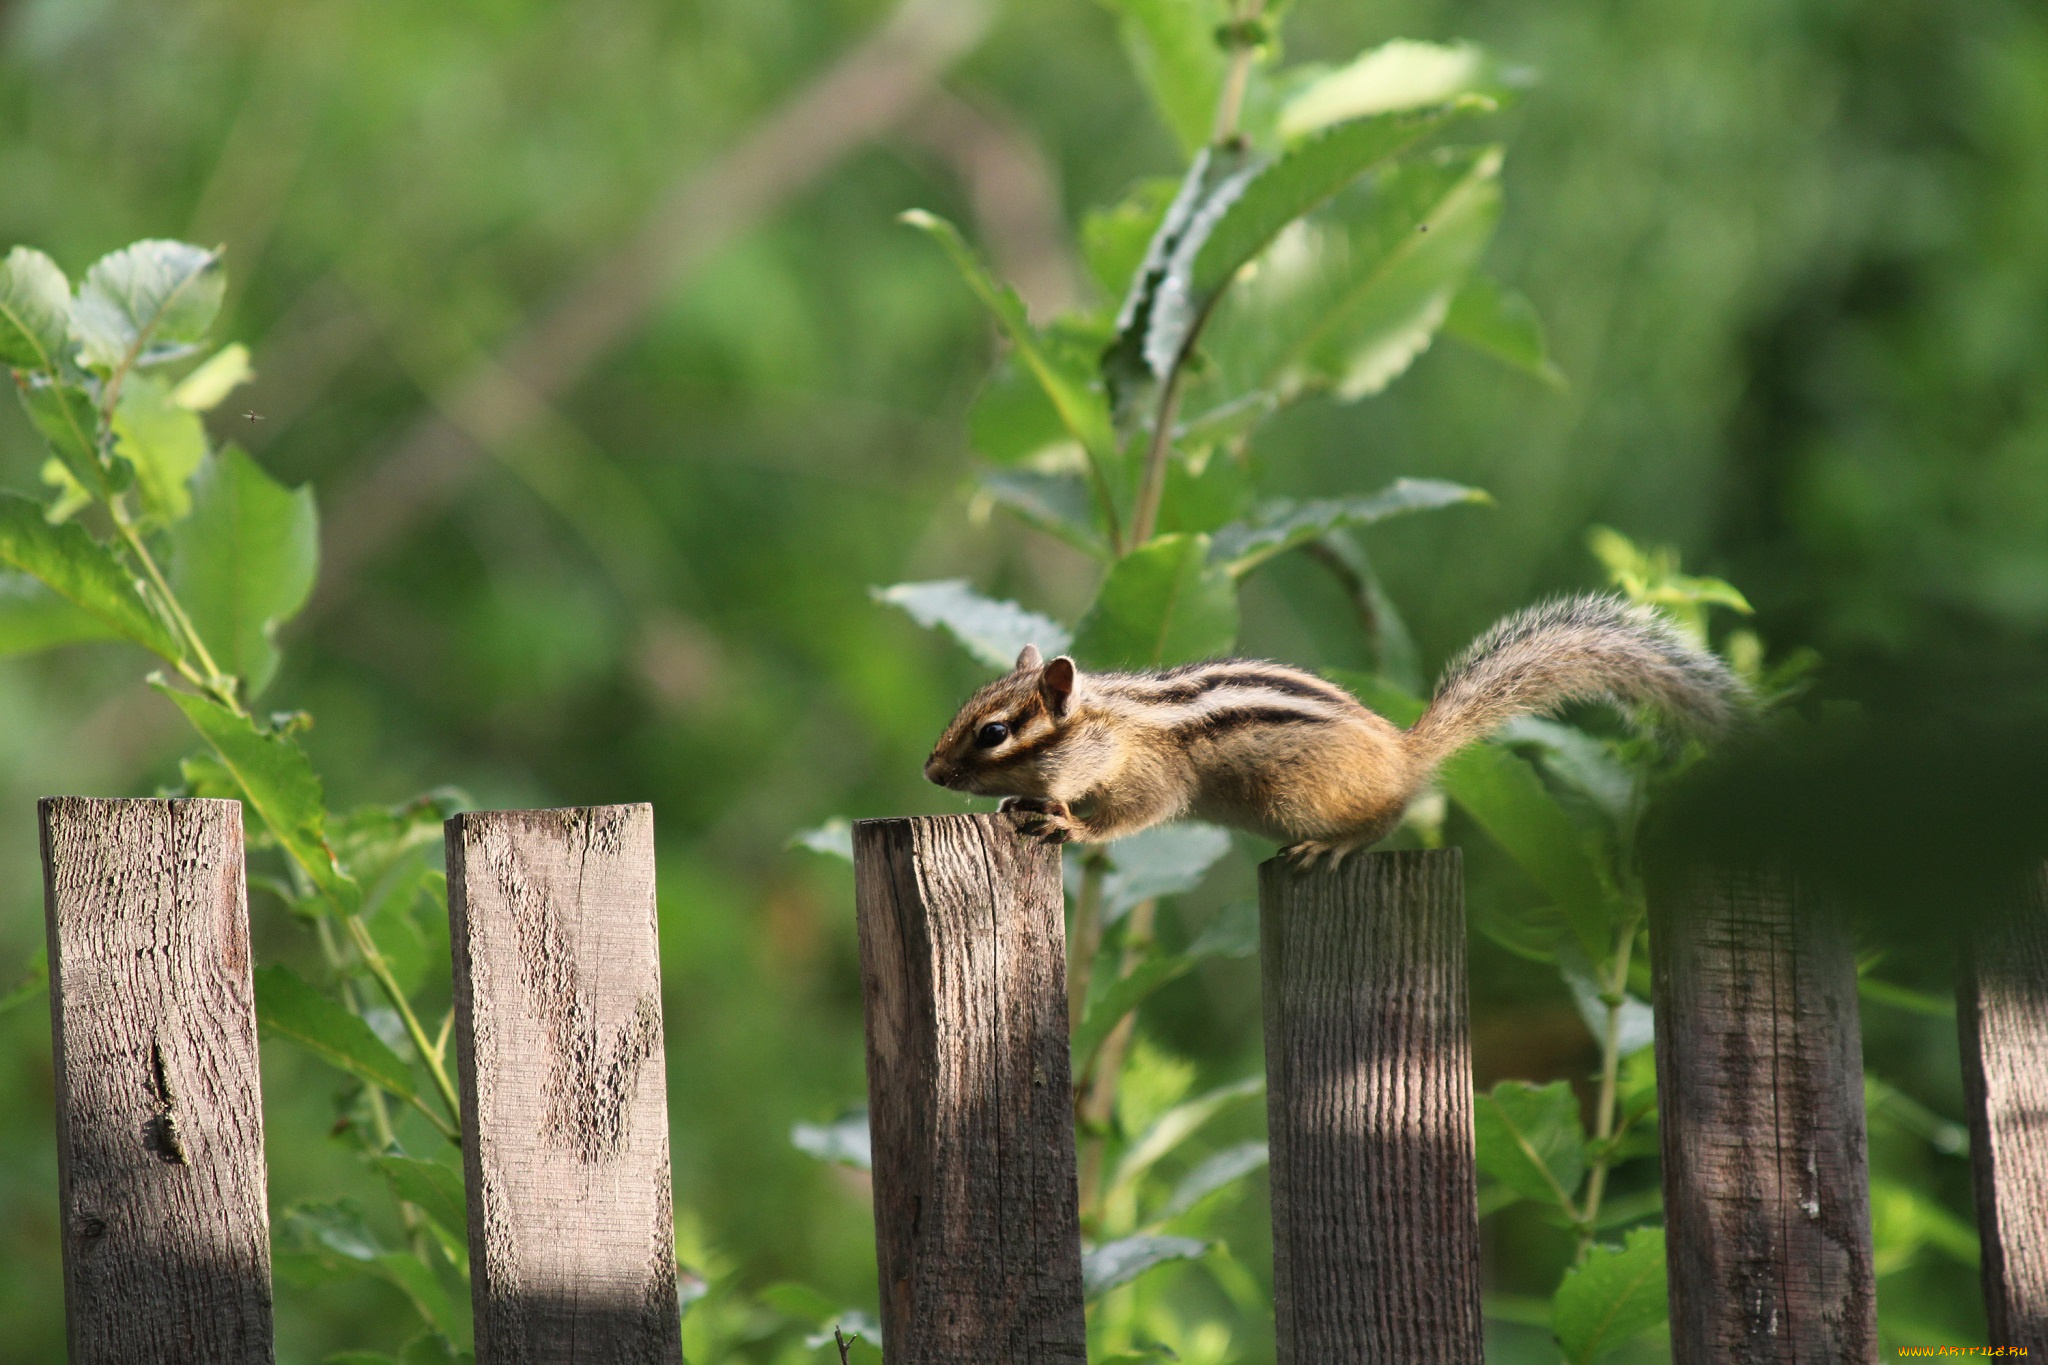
{"left": 34, "top": 799, "right": 2048, "bottom": 1362}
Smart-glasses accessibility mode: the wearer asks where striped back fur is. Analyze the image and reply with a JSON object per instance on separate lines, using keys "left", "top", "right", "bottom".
{"left": 1405, "top": 594, "right": 1744, "bottom": 772}
{"left": 1085, "top": 660, "right": 1366, "bottom": 737}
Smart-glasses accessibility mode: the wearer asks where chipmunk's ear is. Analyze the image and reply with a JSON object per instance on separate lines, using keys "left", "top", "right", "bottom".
{"left": 1041, "top": 655, "right": 1077, "bottom": 716}
{"left": 1014, "top": 643, "right": 1042, "bottom": 672}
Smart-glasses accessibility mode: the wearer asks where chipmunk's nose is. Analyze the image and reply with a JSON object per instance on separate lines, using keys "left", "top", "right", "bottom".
{"left": 924, "top": 755, "right": 955, "bottom": 787}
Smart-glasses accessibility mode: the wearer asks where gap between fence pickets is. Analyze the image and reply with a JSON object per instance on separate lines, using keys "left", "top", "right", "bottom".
{"left": 444, "top": 802, "right": 683, "bottom": 1365}
{"left": 39, "top": 796, "right": 276, "bottom": 1365}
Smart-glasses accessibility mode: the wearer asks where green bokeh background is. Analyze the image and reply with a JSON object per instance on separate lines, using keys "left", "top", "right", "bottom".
{"left": 2, "top": 0, "right": 2043, "bottom": 1358}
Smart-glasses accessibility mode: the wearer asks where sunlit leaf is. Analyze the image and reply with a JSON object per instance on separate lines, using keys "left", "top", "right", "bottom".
{"left": 1082, "top": 177, "right": 1179, "bottom": 299}
{"left": 171, "top": 342, "right": 254, "bottom": 411}
{"left": 1209, "top": 477, "right": 1491, "bottom": 576}
{"left": 1100, "top": 820, "right": 1233, "bottom": 919}
{"left": 1472, "top": 1079, "right": 1585, "bottom": 1209}
{"left": 170, "top": 446, "right": 319, "bottom": 696}
{"left": 1869, "top": 1175, "right": 1980, "bottom": 1275}
{"left": 902, "top": 211, "right": 1117, "bottom": 463}
{"left": 0, "top": 572, "right": 121, "bottom": 656}
{"left": 111, "top": 374, "right": 208, "bottom": 524}
{"left": 1095, "top": 0, "right": 1228, "bottom": 155}
{"left": 0, "top": 492, "right": 178, "bottom": 658}
{"left": 790, "top": 1109, "right": 871, "bottom": 1170}
{"left": 155, "top": 684, "right": 357, "bottom": 912}
{"left": 255, "top": 965, "right": 416, "bottom": 1100}
{"left": 1556, "top": 941, "right": 1655, "bottom": 1055}
{"left": 1072, "top": 533, "right": 1238, "bottom": 668}
{"left": 71, "top": 240, "right": 224, "bottom": 373}
{"left": 1280, "top": 40, "right": 1493, "bottom": 137}
{"left": 1446, "top": 274, "right": 1563, "bottom": 387}
{"left": 16, "top": 373, "right": 115, "bottom": 497}
{"left": 1552, "top": 1227, "right": 1668, "bottom": 1364}
{"left": 871, "top": 579, "right": 1072, "bottom": 670}
{"left": 39, "top": 457, "right": 93, "bottom": 523}
{"left": 0, "top": 246, "right": 72, "bottom": 371}
{"left": 1160, "top": 1139, "right": 1268, "bottom": 1220}
{"left": 371, "top": 1155, "right": 467, "bottom": 1244}
{"left": 788, "top": 817, "right": 854, "bottom": 863}
{"left": 1082, "top": 1234, "right": 1210, "bottom": 1299}
{"left": 1108, "top": 1075, "right": 1264, "bottom": 1201}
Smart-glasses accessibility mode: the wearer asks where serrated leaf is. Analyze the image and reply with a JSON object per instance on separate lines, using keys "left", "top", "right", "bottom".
{"left": 170, "top": 446, "right": 318, "bottom": 695}
{"left": 0, "top": 492, "right": 178, "bottom": 658}
{"left": 1083, "top": 1235, "right": 1210, "bottom": 1299}
{"left": 372, "top": 1155, "right": 467, "bottom": 1243}
{"left": 871, "top": 579, "right": 1072, "bottom": 670}
{"left": 0, "top": 246, "right": 72, "bottom": 371}
{"left": 71, "top": 240, "right": 224, "bottom": 373}
{"left": 1082, "top": 177, "right": 1180, "bottom": 299}
{"left": 903, "top": 210, "right": 1117, "bottom": 463}
{"left": 790, "top": 1109, "right": 871, "bottom": 1170}
{"left": 171, "top": 342, "right": 254, "bottom": 411}
{"left": 1280, "top": 40, "right": 1493, "bottom": 137}
{"left": 1096, "top": 0, "right": 1228, "bottom": 155}
{"left": 1552, "top": 1227, "right": 1668, "bottom": 1364}
{"left": 256, "top": 964, "right": 416, "bottom": 1100}
{"left": 0, "top": 572, "right": 121, "bottom": 656}
{"left": 1473, "top": 1080, "right": 1585, "bottom": 1209}
{"left": 112, "top": 374, "right": 208, "bottom": 523}
{"left": 155, "top": 684, "right": 357, "bottom": 912}
{"left": 979, "top": 468, "right": 1111, "bottom": 558}
{"left": 1446, "top": 274, "right": 1563, "bottom": 387}
{"left": 16, "top": 373, "right": 115, "bottom": 497}
{"left": 1209, "top": 477, "right": 1492, "bottom": 576}
{"left": 1161, "top": 1139, "right": 1269, "bottom": 1219}
{"left": 1072, "top": 534, "right": 1238, "bottom": 668}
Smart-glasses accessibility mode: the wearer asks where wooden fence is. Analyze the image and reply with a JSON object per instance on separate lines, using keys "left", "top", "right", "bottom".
{"left": 33, "top": 800, "right": 2048, "bottom": 1362}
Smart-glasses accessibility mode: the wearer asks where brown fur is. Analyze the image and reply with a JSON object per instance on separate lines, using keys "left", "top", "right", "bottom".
{"left": 924, "top": 595, "right": 1743, "bottom": 863}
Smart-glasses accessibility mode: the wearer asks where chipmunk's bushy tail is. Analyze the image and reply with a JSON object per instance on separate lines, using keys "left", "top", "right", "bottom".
{"left": 1402, "top": 594, "right": 1745, "bottom": 773}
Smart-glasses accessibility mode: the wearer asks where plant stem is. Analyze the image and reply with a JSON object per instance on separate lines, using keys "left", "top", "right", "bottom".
{"left": 1211, "top": 0, "right": 1268, "bottom": 144}
{"left": 1068, "top": 852, "right": 1108, "bottom": 1042}
{"left": 343, "top": 913, "right": 463, "bottom": 1136}
{"left": 109, "top": 500, "right": 235, "bottom": 701}
{"left": 1128, "top": 365, "right": 1187, "bottom": 547}
{"left": 1576, "top": 915, "right": 1639, "bottom": 1255}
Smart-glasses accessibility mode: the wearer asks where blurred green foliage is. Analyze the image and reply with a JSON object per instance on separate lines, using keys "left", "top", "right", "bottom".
{"left": 1, "top": 0, "right": 2041, "bottom": 1358}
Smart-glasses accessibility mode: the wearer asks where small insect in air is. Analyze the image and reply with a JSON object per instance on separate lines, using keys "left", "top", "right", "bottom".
{"left": 242, "top": 411, "right": 264, "bottom": 423}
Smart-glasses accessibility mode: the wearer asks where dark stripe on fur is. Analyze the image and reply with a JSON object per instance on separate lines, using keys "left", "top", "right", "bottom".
{"left": 1110, "top": 665, "right": 1352, "bottom": 706}
{"left": 1174, "top": 706, "right": 1335, "bottom": 742}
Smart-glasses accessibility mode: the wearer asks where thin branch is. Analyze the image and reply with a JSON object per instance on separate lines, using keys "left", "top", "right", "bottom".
{"left": 311, "top": 0, "right": 995, "bottom": 616}
{"left": 1128, "top": 364, "right": 1187, "bottom": 547}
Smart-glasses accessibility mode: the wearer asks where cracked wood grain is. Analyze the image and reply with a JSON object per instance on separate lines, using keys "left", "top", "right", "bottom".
{"left": 446, "top": 804, "right": 681, "bottom": 1364}
{"left": 1650, "top": 865, "right": 1877, "bottom": 1365}
{"left": 1258, "top": 849, "right": 1484, "bottom": 1365}
{"left": 40, "top": 796, "right": 274, "bottom": 1364}
{"left": 1958, "top": 863, "right": 2048, "bottom": 1353}
{"left": 853, "top": 815, "right": 1086, "bottom": 1365}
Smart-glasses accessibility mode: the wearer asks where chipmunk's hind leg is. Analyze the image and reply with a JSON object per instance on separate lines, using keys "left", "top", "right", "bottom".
{"left": 1280, "top": 812, "right": 1402, "bottom": 870}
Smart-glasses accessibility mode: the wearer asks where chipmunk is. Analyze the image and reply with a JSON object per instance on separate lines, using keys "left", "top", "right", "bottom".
{"left": 923, "top": 593, "right": 1743, "bottom": 865}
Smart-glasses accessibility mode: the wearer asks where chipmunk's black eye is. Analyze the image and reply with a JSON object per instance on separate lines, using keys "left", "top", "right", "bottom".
{"left": 975, "top": 721, "right": 1010, "bottom": 748}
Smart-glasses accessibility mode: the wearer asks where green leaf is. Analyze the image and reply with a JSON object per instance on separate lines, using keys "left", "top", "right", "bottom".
{"left": 788, "top": 817, "right": 854, "bottom": 863}
{"left": 1072, "top": 533, "right": 1238, "bottom": 668}
{"left": 1437, "top": 740, "right": 1621, "bottom": 960}
{"left": 40, "top": 457, "right": 94, "bottom": 523}
{"left": 1095, "top": 0, "right": 1228, "bottom": 155}
{"left": 111, "top": 374, "right": 208, "bottom": 524}
{"left": 1445, "top": 274, "right": 1564, "bottom": 387}
{"left": 371, "top": 1156, "right": 468, "bottom": 1244}
{"left": 16, "top": 373, "right": 116, "bottom": 498}
{"left": 902, "top": 211, "right": 1117, "bottom": 463}
{"left": 255, "top": 964, "right": 416, "bottom": 1101}
{"left": 1209, "top": 478, "right": 1492, "bottom": 576}
{"left": 1076, "top": 949, "right": 1198, "bottom": 1067}
{"left": 71, "top": 240, "right": 224, "bottom": 374}
{"left": 1472, "top": 1080, "right": 1585, "bottom": 1209}
{"left": 1160, "top": 1139, "right": 1269, "bottom": 1220}
{"left": 1552, "top": 1227, "right": 1669, "bottom": 1364}
{"left": 0, "top": 246, "right": 73, "bottom": 371}
{"left": 171, "top": 341, "right": 254, "bottom": 411}
{"left": 1163, "top": 104, "right": 1485, "bottom": 385}
{"left": 0, "top": 572, "right": 121, "bottom": 656}
{"left": 790, "top": 1109, "right": 871, "bottom": 1170}
{"left": 1083, "top": 1234, "right": 1210, "bottom": 1299}
{"left": 967, "top": 356, "right": 1074, "bottom": 465}
{"left": 0, "top": 492, "right": 178, "bottom": 658}
{"left": 170, "top": 446, "right": 319, "bottom": 696}
{"left": 1099, "top": 820, "right": 1233, "bottom": 920}
{"left": 870, "top": 579, "right": 1072, "bottom": 670}
{"left": 1279, "top": 40, "right": 1495, "bottom": 138}
{"left": 1107, "top": 1075, "right": 1264, "bottom": 1202}
{"left": 155, "top": 685, "right": 357, "bottom": 912}
{"left": 1870, "top": 1175, "right": 1981, "bottom": 1274}
{"left": 978, "top": 469, "right": 1111, "bottom": 558}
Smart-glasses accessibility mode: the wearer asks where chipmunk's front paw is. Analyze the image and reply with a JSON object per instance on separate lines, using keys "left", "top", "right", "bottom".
{"left": 1002, "top": 798, "right": 1075, "bottom": 844}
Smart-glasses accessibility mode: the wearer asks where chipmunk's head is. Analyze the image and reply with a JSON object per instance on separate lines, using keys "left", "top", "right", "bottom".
{"left": 924, "top": 643, "right": 1078, "bottom": 798}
